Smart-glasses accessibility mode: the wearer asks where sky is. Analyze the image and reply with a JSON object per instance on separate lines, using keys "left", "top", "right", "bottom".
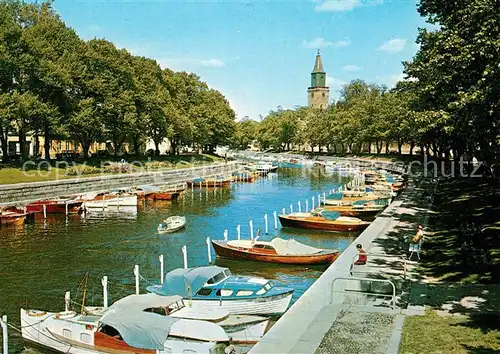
{"left": 53, "top": 0, "right": 430, "bottom": 121}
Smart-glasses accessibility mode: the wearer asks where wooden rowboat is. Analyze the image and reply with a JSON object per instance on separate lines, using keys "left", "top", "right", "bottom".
{"left": 26, "top": 199, "right": 84, "bottom": 214}
{"left": 187, "top": 177, "right": 231, "bottom": 188}
{"left": 321, "top": 204, "right": 383, "bottom": 218}
{"left": 0, "top": 207, "right": 34, "bottom": 226}
{"left": 212, "top": 238, "right": 339, "bottom": 265}
{"left": 279, "top": 209, "right": 370, "bottom": 232}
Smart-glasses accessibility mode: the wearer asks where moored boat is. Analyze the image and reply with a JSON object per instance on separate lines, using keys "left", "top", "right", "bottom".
{"left": 321, "top": 202, "right": 384, "bottom": 218}
{"left": 0, "top": 206, "right": 34, "bottom": 226}
{"left": 187, "top": 177, "right": 231, "bottom": 188}
{"left": 26, "top": 199, "right": 84, "bottom": 214}
{"left": 231, "top": 171, "right": 255, "bottom": 182}
{"left": 147, "top": 266, "right": 293, "bottom": 315}
{"left": 157, "top": 216, "right": 186, "bottom": 234}
{"left": 279, "top": 209, "right": 370, "bottom": 232}
{"left": 76, "top": 191, "right": 138, "bottom": 208}
{"left": 211, "top": 237, "right": 339, "bottom": 265}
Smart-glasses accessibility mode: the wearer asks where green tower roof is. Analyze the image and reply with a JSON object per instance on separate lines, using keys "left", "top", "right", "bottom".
{"left": 312, "top": 49, "right": 325, "bottom": 73}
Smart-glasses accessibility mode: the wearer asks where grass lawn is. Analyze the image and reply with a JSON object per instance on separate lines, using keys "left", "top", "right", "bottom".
{"left": 0, "top": 154, "right": 222, "bottom": 185}
{"left": 399, "top": 309, "right": 500, "bottom": 354}
{"left": 420, "top": 177, "right": 500, "bottom": 283}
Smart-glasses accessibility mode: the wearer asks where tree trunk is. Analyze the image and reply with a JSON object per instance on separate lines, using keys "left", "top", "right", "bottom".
{"left": 154, "top": 140, "right": 161, "bottom": 156}
{"left": 398, "top": 140, "right": 403, "bottom": 155}
{"left": 170, "top": 138, "right": 177, "bottom": 155}
{"left": 367, "top": 142, "right": 371, "bottom": 154}
{"left": 385, "top": 141, "right": 389, "bottom": 154}
{"left": 409, "top": 142, "right": 415, "bottom": 155}
{"left": 348, "top": 143, "right": 353, "bottom": 153}
{"left": 44, "top": 125, "right": 51, "bottom": 160}
{"left": 376, "top": 142, "right": 382, "bottom": 154}
{"left": 19, "top": 130, "right": 28, "bottom": 161}
{"left": 333, "top": 144, "right": 337, "bottom": 154}
{"left": 0, "top": 126, "right": 9, "bottom": 163}
{"left": 82, "top": 140, "right": 91, "bottom": 160}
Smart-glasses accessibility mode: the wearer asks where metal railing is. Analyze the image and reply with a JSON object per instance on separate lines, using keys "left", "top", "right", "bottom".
{"left": 331, "top": 276, "right": 397, "bottom": 310}
{"left": 349, "top": 252, "right": 408, "bottom": 279}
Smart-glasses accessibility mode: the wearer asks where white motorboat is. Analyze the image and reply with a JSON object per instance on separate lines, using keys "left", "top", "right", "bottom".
{"left": 157, "top": 216, "right": 186, "bottom": 234}
{"left": 109, "top": 293, "right": 271, "bottom": 344}
{"left": 148, "top": 266, "right": 294, "bottom": 316}
{"left": 77, "top": 191, "right": 138, "bottom": 209}
{"left": 20, "top": 297, "right": 230, "bottom": 354}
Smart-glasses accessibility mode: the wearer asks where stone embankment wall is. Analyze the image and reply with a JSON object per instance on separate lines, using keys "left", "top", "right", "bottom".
{"left": 0, "top": 162, "right": 239, "bottom": 205}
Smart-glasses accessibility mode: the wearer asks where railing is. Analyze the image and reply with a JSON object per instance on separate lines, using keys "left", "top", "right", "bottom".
{"left": 331, "top": 276, "right": 397, "bottom": 310}
{"left": 349, "top": 252, "right": 408, "bottom": 279}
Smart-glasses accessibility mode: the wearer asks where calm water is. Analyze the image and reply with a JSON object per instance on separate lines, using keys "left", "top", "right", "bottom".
{"left": 0, "top": 168, "right": 357, "bottom": 353}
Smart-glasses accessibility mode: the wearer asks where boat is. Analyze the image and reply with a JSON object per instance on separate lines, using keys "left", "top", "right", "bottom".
{"left": 231, "top": 171, "right": 255, "bottom": 182}
{"left": 187, "top": 176, "right": 231, "bottom": 188}
{"left": 321, "top": 200, "right": 385, "bottom": 218}
{"left": 211, "top": 237, "right": 339, "bottom": 265}
{"left": 0, "top": 206, "right": 34, "bottom": 226}
{"left": 322, "top": 191, "right": 391, "bottom": 206}
{"left": 279, "top": 209, "right": 370, "bottom": 232}
{"left": 21, "top": 304, "right": 229, "bottom": 354}
{"left": 109, "top": 293, "right": 270, "bottom": 344}
{"left": 147, "top": 266, "right": 294, "bottom": 315}
{"left": 26, "top": 199, "right": 84, "bottom": 214}
{"left": 157, "top": 216, "right": 186, "bottom": 234}
{"left": 76, "top": 191, "right": 138, "bottom": 208}
{"left": 132, "top": 185, "right": 181, "bottom": 200}
{"left": 278, "top": 158, "right": 304, "bottom": 168}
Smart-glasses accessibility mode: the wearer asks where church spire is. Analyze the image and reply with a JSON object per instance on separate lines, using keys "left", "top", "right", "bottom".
{"left": 313, "top": 49, "right": 324, "bottom": 73}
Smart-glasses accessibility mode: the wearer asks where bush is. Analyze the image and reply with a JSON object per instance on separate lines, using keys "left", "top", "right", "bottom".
{"left": 103, "top": 162, "right": 138, "bottom": 174}
{"left": 66, "top": 165, "right": 101, "bottom": 176}
{"left": 144, "top": 161, "right": 172, "bottom": 170}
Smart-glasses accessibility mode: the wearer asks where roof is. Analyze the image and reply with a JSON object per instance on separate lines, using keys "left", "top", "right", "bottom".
{"left": 100, "top": 309, "right": 179, "bottom": 350}
{"left": 148, "top": 266, "right": 228, "bottom": 297}
{"left": 108, "top": 293, "right": 183, "bottom": 313}
{"left": 313, "top": 50, "right": 325, "bottom": 73}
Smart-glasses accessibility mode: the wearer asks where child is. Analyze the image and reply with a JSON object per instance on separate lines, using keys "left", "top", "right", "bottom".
{"left": 354, "top": 244, "right": 367, "bottom": 265}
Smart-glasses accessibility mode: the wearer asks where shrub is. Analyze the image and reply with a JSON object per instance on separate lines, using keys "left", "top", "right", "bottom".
{"left": 66, "top": 165, "right": 101, "bottom": 176}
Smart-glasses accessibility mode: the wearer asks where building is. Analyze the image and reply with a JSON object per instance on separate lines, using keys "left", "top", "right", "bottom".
{"left": 307, "top": 50, "right": 330, "bottom": 109}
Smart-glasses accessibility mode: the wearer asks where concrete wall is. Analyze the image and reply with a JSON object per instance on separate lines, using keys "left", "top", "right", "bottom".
{"left": 0, "top": 162, "right": 239, "bottom": 205}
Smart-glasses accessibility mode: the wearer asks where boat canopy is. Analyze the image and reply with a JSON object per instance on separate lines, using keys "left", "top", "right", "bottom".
{"left": 148, "top": 266, "right": 229, "bottom": 297}
{"left": 270, "top": 238, "right": 324, "bottom": 255}
{"left": 326, "top": 193, "right": 343, "bottom": 200}
{"left": 108, "top": 293, "right": 183, "bottom": 312}
{"left": 319, "top": 210, "right": 341, "bottom": 220}
{"left": 100, "top": 309, "right": 179, "bottom": 350}
{"left": 136, "top": 184, "right": 161, "bottom": 192}
{"left": 352, "top": 200, "right": 368, "bottom": 206}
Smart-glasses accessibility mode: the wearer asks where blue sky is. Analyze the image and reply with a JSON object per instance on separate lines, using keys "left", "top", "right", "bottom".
{"left": 54, "top": 0, "right": 428, "bottom": 120}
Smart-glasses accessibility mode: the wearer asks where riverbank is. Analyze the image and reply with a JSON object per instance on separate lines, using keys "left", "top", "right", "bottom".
{"left": 0, "top": 161, "right": 238, "bottom": 204}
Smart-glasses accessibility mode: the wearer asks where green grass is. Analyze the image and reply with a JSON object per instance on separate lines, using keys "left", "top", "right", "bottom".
{"left": 399, "top": 309, "right": 500, "bottom": 354}
{"left": 0, "top": 154, "right": 222, "bottom": 184}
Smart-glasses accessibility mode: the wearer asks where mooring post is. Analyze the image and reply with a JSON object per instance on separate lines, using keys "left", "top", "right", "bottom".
{"left": 43, "top": 204, "right": 47, "bottom": 219}
{"left": 65, "top": 201, "right": 69, "bottom": 215}
{"left": 1, "top": 315, "right": 8, "bottom": 354}
{"left": 64, "top": 291, "right": 71, "bottom": 312}
{"left": 323, "top": 192, "right": 326, "bottom": 203}
{"left": 264, "top": 213, "right": 268, "bottom": 234}
{"left": 159, "top": 255, "right": 164, "bottom": 285}
{"left": 224, "top": 229, "right": 228, "bottom": 241}
{"left": 206, "top": 237, "right": 212, "bottom": 263}
{"left": 273, "top": 211, "right": 278, "bottom": 229}
{"left": 312, "top": 196, "right": 315, "bottom": 210}
{"left": 101, "top": 276, "right": 108, "bottom": 309}
{"left": 182, "top": 246, "right": 188, "bottom": 269}
{"left": 306, "top": 199, "right": 309, "bottom": 212}
{"left": 282, "top": 207, "right": 286, "bottom": 215}
{"left": 290, "top": 204, "right": 293, "bottom": 214}
{"left": 318, "top": 193, "right": 321, "bottom": 206}
{"left": 134, "top": 265, "right": 140, "bottom": 295}
{"left": 249, "top": 220, "right": 254, "bottom": 240}
{"left": 237, "top": 224, "right": 241, "bottom": 240}
{"left": 298, "top": 201, "right": 301, "bottom": 213}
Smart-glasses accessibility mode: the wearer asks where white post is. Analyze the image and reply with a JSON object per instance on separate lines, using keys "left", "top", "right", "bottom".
{"left": 290, "top": 204, "right": 293, "bottom": 214}
{"left": 43, "top": 204, "right": 47, "bottom": 219}
{"left": 65, "top": 201, "right": 68, "bottom": 215}
{"left": 64, "top": 291, "right": 70, "bottom": 312}
{"left": 318, "top": 193, "right": 321, "bottom": 205}
{"left": 323, "top": 192, "right": 326, "bottom": 203}
{"left": 273, "top": 211, "right": 278, "bottom": 230}
{"left": 249, "top": 220, "right": 254, "bottom": 240}
{"left": 237, "top": 224, "right": 241, "bottom": 240}
{"left": 134, "top": 265, "right": 140, "bottom": 295}
{"left": 206, "top": 237, "right": 212, "bottom": 263}
{"left": 306, "top": 199, "right": 309, "bottom": 212}
{"left": 264, "top": 213, "right": 268, "bottom": 234}
{"left": 224, "top": 229, "right": 228, "bottom": 241}
{"left": 312, "top": 196, "right": 315, "bottom": 210}
{"left": 159, "top": 255, "right": 164, "bottom": 285}
{"left": 101, "top": 276, "right": 108, "bottom": 309}
{"left": 182, "top": 246, "right": 188, "bottom": 269}
{"left": 282, "top": 208, "right": 286, "bottom": 215}
{"left": 1, "top": 315, "right": 7, "bottom": 354}
{"left": 298, "top": 201, "right": 301, "bottom": 213}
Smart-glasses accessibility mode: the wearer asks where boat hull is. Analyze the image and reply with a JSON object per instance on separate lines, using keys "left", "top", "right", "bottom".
{"left": 184, "top": 291, "right": 293, "bottom": 316}
{"left": 187, "top": 180, "right": 231, "bottom": 188}
{"left": 279, "top": 215, "right": 369, "bottom": 232}
{"left": 212, "top": 240, "right": 338, "bottom": 265}
{"left": 148, "top": 192, "right": 180, "bottom": 200}
{"left": 321, "top": 206, "right": 381, "bottom": 218}
{"left": 26, "top": 201, "right": 83, "bottom": 214}
{"left": 221, "top": 317, "right": 270, "bottom": 344}
{"left": 84, "top": 195, "right": 138, "bottom": 208}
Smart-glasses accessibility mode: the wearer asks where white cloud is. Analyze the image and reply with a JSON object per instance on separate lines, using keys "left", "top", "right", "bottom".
{"left": 315, "top": 0, "right": 361, "bottom": 12}
{"left": 378, "top": 38, "right": 406, "bottom": 53}
{"left": 342, "top": 65, "right": 362, "bottom": 72}
{"left": 327, "top": 76, "right": 347, "bottom": 89}
{"left": 302, "top": 37, "right": 351, "bottom": 49}
{"left": 200, "top": 59, "right": 226, "bottom": 68}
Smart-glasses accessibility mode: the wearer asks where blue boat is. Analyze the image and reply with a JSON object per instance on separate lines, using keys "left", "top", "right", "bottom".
{"left": 147, "top": 266, "right": 294, "bottom": 315}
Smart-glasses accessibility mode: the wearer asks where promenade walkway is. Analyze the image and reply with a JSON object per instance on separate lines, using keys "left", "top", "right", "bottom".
{"left": 250, "top": 172, "right": 437, "bottom": 354}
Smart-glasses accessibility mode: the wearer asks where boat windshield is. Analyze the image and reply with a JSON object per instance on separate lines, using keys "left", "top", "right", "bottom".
{"left": 144, "top": 300, "right": 185, "bottom": 316}
{"left": 206, "top": 271, "right": 228, "bottom": 285}
{"left": 256, "top": 281, "right": 274, "bottom": 295}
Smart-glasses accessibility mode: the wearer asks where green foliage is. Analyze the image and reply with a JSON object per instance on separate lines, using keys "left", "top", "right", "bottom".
{"left": 0, "top": 0, "right": 236, "bottom": 162}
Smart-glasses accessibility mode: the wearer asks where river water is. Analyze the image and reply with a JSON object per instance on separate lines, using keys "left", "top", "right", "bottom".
{"left": 0, "top": 168, "right": 357, "bottom": 353}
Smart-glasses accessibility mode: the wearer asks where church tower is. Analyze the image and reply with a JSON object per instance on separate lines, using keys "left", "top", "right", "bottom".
{"left": 307, "top": 50, "right": 329, "bottom": 109}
